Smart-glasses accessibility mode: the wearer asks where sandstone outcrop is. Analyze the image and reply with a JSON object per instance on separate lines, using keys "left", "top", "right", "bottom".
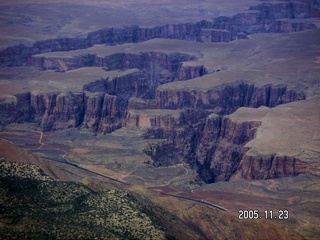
{"left": 82, "top": 92, "right": 105, "bottom": 131}
{"left": 30, "top": 91, "right": 123, "bottom": 133}
{"left": 239, "top": 155, "right": 315, "bottom": 180}
{"left": 125, "top": 109, "right": 181, "bottom": 130}
{"left": 41, "top": 92, "right": 85, "bottom": 131}
{"left": 156, "top": 82, "right": 305, "bottom": 114}
{"left": 97, "top": 94, "right": 122, "bottom": 134}
{"left": 31, "top": 92, "right": 58, "bottom": 126}
{"left": 177, "top": 64, "right": 207, "bottom": 81}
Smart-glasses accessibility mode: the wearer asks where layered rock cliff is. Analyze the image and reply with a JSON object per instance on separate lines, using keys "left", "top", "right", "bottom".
{"left": 142, "top": 106, "right": 318, "bottom": 183}
{"left": 30, "top": 91, "right": 122, "bottom": 133}
{"left": 141, "top": 112, "right": 259, "bottom": 182}
{"left": 194, "top": 115, "right": 260, "bottom": 183}
{"left": 156, "top": 81, "right": 305, "bottom": 114}
{"left": 239, "top": 155, "right": 314, "bottom": 180}
{"left": 30, "top": 51, "right": 196, "bottom": 74}
{"left": 0, "top": 0, "right": 318, "bottom": 67}
{"left": 35, "top": 92, "right": 85, "bottom": 131}
{"left": 191, "top": 112, "right": 315, "bottom": 182}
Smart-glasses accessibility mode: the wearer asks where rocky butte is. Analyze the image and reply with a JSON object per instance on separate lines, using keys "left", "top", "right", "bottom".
{"left": 0, "top": 0, "right": 319, "bottom": 239}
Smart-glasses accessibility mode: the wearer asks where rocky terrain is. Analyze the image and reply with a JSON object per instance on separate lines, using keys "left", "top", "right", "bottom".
{"left": 1, "top": 26, "right": 318, "bottom": 182}
{"left": 0, "top": 0, "right": 319, "bottom": 239}
{"left": 0, "top": 150, "right": 305, "bottom": 240}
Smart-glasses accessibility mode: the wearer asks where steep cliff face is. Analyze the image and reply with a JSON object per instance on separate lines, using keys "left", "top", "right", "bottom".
{"left": 41, "top": 92, "right": 85, "bottom": 131}
{"left": 3, "top": 80, "right": 310, "bottom": 182}
{"left": 0, "top": 92, "right": 31, "bottom": 125}
{"left": 20, "top": 52, "right": 203, "bottom": 132}
{"left": 31, "top": 52, "right": 195, "bottom": 73}
{"left": 146, "top": 113, "right": 261, "bottom": 183}
{"left": 3, "top": 91, "right": 85, "bottom": 131}
{"left": 0, "top": 78, "right": 306, "bottom": 134}
{"left": 273, "top": 19, "right": 317, "bottom": 33}
{"left": 31, "top": 92, "right": 58, "bottom": 126}
{"left": 82, "top": 92, "right": 104, "bottom": 131}
{"left": 127, "top": 98, "right": 157, "bottom": 110}
{"left": 200, "top": 29, "right": 233, "bottom": 42}
{"left": 97, "top": 94, "right": 122, "bottom": 134}
{"left": 177, "top": 64, "right": 207, "bottom": 81}
{"left": 125, "top": 109, "right": 181, "bottom": 130}
{"left": 128, "top": 108, "right": 214, "bottom": 168}
{"left": 142, "top": 95, "right": 319, "bottom": 183}
{"left": 1, "top": 0, "right": 317, "bottom": 67}
{"left": 82, "top": 70, "right": 150, "bottom": 100}
{"left": 147, "top": 111, "right": 315, "bottom": 183}
{"left": 193, "top": 115, "right": 262, "bottom": 182}
{"left": 156, "top": 82, "right": 305, "bottom": 114}
{"left": 68, "top": 92, "right": 122, "bottom": 134}
{"left": 2, "top": 89, "right": 123, "bottom": 133}
{"left": 30, "top": 52, "right": 201, "bottom": 97}
{"left": 249, "top": 1, "right": 320, "bottom": 20}
{"left": 238, "top": 155, "right": 315, "bottom": 180}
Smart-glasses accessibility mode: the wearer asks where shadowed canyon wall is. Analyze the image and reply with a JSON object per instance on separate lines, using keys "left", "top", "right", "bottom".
{"left": 156, "top": 82, "right": 305, "bottom": 114}
{"left": 143, "top": 110, "right": 314, "bottom": 183}
{"left": 0, "top": 79, "right": 305, "bottom": 133}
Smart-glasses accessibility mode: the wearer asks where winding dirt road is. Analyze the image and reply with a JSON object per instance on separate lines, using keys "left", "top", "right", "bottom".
{"left": 154, "top": 189, "right": 228, "bottom": 211}
{"left": 1, "top": 130, "right": 228, "bottom": 211}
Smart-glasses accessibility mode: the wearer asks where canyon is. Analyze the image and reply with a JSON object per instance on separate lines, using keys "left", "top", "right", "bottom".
{"left": 1, "top": 29, "right": 318, "bottom": 183}
{"left": 0, "top": 0, "right": 319, "bottom": 67}
{"left": 0, "top": 0, "right": 319, "bottom": 239}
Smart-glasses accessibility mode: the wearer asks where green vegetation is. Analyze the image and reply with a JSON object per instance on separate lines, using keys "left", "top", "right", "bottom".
{"left": 0, "top": 160, "right": 166, "bottom": 239}
{"left": 0, "top": 159, "right": 214, "bottom": 240}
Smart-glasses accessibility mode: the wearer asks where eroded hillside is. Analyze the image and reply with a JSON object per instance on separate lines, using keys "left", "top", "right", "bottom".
{"left": 0, "top": 157, "right": 305, "bottom": 240}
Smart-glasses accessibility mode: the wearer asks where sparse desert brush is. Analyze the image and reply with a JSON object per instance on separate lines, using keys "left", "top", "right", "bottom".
{"left": 0, "top": 161, "right": 166, "bottom": 239}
